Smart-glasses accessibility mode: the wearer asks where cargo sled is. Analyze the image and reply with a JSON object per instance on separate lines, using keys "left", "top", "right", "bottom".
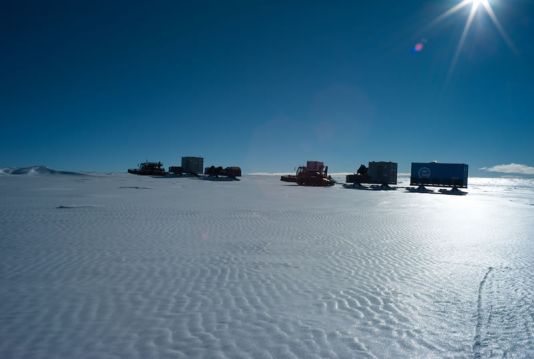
{"left": 407, "top": 162, "right": 468, "bottom": 194}
{"left": 345, "top": 161, "right": 398, "bottom": 190}
{"left": 204, "top": 166, "right": 242, "bottom": 180}
{"left": 166, "top": 157, "right": 204, "bottom": 176}
{"left": 168, "top": 166, "right": 183, "bottom": 175}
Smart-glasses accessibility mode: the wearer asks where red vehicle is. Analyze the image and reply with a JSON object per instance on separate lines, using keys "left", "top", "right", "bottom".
{"left": 280, "top": 171, "right": 299, "bottom": 182}
{"left": 282, "top": 161, "right": 335, "bottom": 187}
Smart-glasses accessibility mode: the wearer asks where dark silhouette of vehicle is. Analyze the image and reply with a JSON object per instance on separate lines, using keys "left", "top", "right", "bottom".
{"left": 204, "top": 166, "right": 242, "bottom": 179}
{"left": 168, "top": 166, "right": 183, "bottom": 175}
{"left": 128, "top": 162, "right": 166, "bottom": 176}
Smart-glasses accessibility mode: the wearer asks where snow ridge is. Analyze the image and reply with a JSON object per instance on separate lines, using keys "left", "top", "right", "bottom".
{"left": 0, "top": 166, "right": 83, "bottom": 176}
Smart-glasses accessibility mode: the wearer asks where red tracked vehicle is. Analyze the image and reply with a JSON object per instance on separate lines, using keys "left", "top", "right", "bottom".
{"left": 281, "top": 161, "right": 335, "bottom": 187}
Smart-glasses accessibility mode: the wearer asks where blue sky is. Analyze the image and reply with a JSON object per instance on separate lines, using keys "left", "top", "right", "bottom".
{"left": 1, "top": 0, "right": 533, "bottom": 174}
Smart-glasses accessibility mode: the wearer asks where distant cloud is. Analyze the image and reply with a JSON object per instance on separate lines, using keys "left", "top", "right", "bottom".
{"left": 481, "top": 163, "right": 534, "bottom": 175}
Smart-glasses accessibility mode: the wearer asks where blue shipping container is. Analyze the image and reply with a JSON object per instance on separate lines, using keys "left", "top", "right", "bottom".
{"left": 410, "top": 163, "right": 468, "bottom": 188}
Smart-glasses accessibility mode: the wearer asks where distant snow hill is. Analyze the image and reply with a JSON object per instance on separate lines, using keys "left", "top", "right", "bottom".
{"left": 0, "top": 166, "right": 84, "bottom": 176}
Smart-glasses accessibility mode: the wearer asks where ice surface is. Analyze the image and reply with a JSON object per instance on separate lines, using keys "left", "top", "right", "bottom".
{"left": 1, "top": 173, "right": 533, "bottom": 358}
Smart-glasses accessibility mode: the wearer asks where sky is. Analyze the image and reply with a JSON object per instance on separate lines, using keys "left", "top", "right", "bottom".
{"left": 1, "top": 0, "right": 533, "bottom": 174}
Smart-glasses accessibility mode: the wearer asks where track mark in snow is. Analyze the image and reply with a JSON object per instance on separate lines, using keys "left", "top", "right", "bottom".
{"left": 473, "top": 266, "right": 534, "bottom": 358}
{"left": 473, "top": 266, "right": 493, "bottom": 359}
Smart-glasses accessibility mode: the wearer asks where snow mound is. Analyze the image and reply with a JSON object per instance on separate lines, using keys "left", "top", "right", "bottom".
{"left": 0, "top": 166, "right": 84, "bottom": 176}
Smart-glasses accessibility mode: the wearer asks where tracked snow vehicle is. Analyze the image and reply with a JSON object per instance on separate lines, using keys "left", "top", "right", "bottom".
{"left": 282, "top": 161, "right": 335, "bottom": 187}
{"left": 127, "top": 162, "right": 166, "bottom": 176}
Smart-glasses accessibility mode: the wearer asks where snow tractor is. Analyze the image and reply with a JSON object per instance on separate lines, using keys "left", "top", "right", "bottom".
{"left": 128, "top": 162, "right": 166, "bottom": 176}
{"left": 282, "top": 161, "right": 335, "bottom": 187}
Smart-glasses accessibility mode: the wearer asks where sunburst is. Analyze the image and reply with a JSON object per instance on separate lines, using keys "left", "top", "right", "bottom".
{"left": 430, "top": 0, "right": 515, "bottom": 77}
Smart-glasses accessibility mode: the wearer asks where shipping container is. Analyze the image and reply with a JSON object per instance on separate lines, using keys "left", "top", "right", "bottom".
{"left": 367, "top": 161, "right": 398, "bottom": 185}
{"left": 181, "top": 157, "right": 204, "bottom": 175}
{"left": 410, "top": 162, "right": 468, "bottom": 188}
{"left": 346, "top": 161, "right": 397, "bottom": 185}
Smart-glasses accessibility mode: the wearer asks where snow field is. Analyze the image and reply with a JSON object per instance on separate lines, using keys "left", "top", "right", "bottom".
{"left": 1, "top": 173, "right": 533, "bottom": 358}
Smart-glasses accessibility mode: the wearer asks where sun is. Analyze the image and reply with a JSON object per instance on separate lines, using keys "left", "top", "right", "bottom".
{"left": 472, "top": 0, "right": 489, "bottom": 8}
{"left": 429, "top": 0, "right": 514, "bottom": 77}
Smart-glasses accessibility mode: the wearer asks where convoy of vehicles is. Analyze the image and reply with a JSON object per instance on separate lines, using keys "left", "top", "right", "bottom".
{"left": 128, "top": 156, "right": 468, "bottom": 194}
{"left": 128, "top": 156, "right": 241, "bottom": 180}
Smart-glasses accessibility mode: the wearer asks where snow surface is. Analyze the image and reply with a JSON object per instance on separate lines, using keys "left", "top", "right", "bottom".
{"left": 1, "top": 172, "right": 533, "bottom": 358}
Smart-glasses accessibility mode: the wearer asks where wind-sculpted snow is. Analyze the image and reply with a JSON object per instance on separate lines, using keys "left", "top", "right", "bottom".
{"left": 1, "top": 174, "right": 533, "bottom": 358}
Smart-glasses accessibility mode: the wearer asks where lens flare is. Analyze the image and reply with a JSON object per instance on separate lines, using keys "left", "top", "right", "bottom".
{"left": 426, "top": 0, "right": 515, "bottom": 78}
